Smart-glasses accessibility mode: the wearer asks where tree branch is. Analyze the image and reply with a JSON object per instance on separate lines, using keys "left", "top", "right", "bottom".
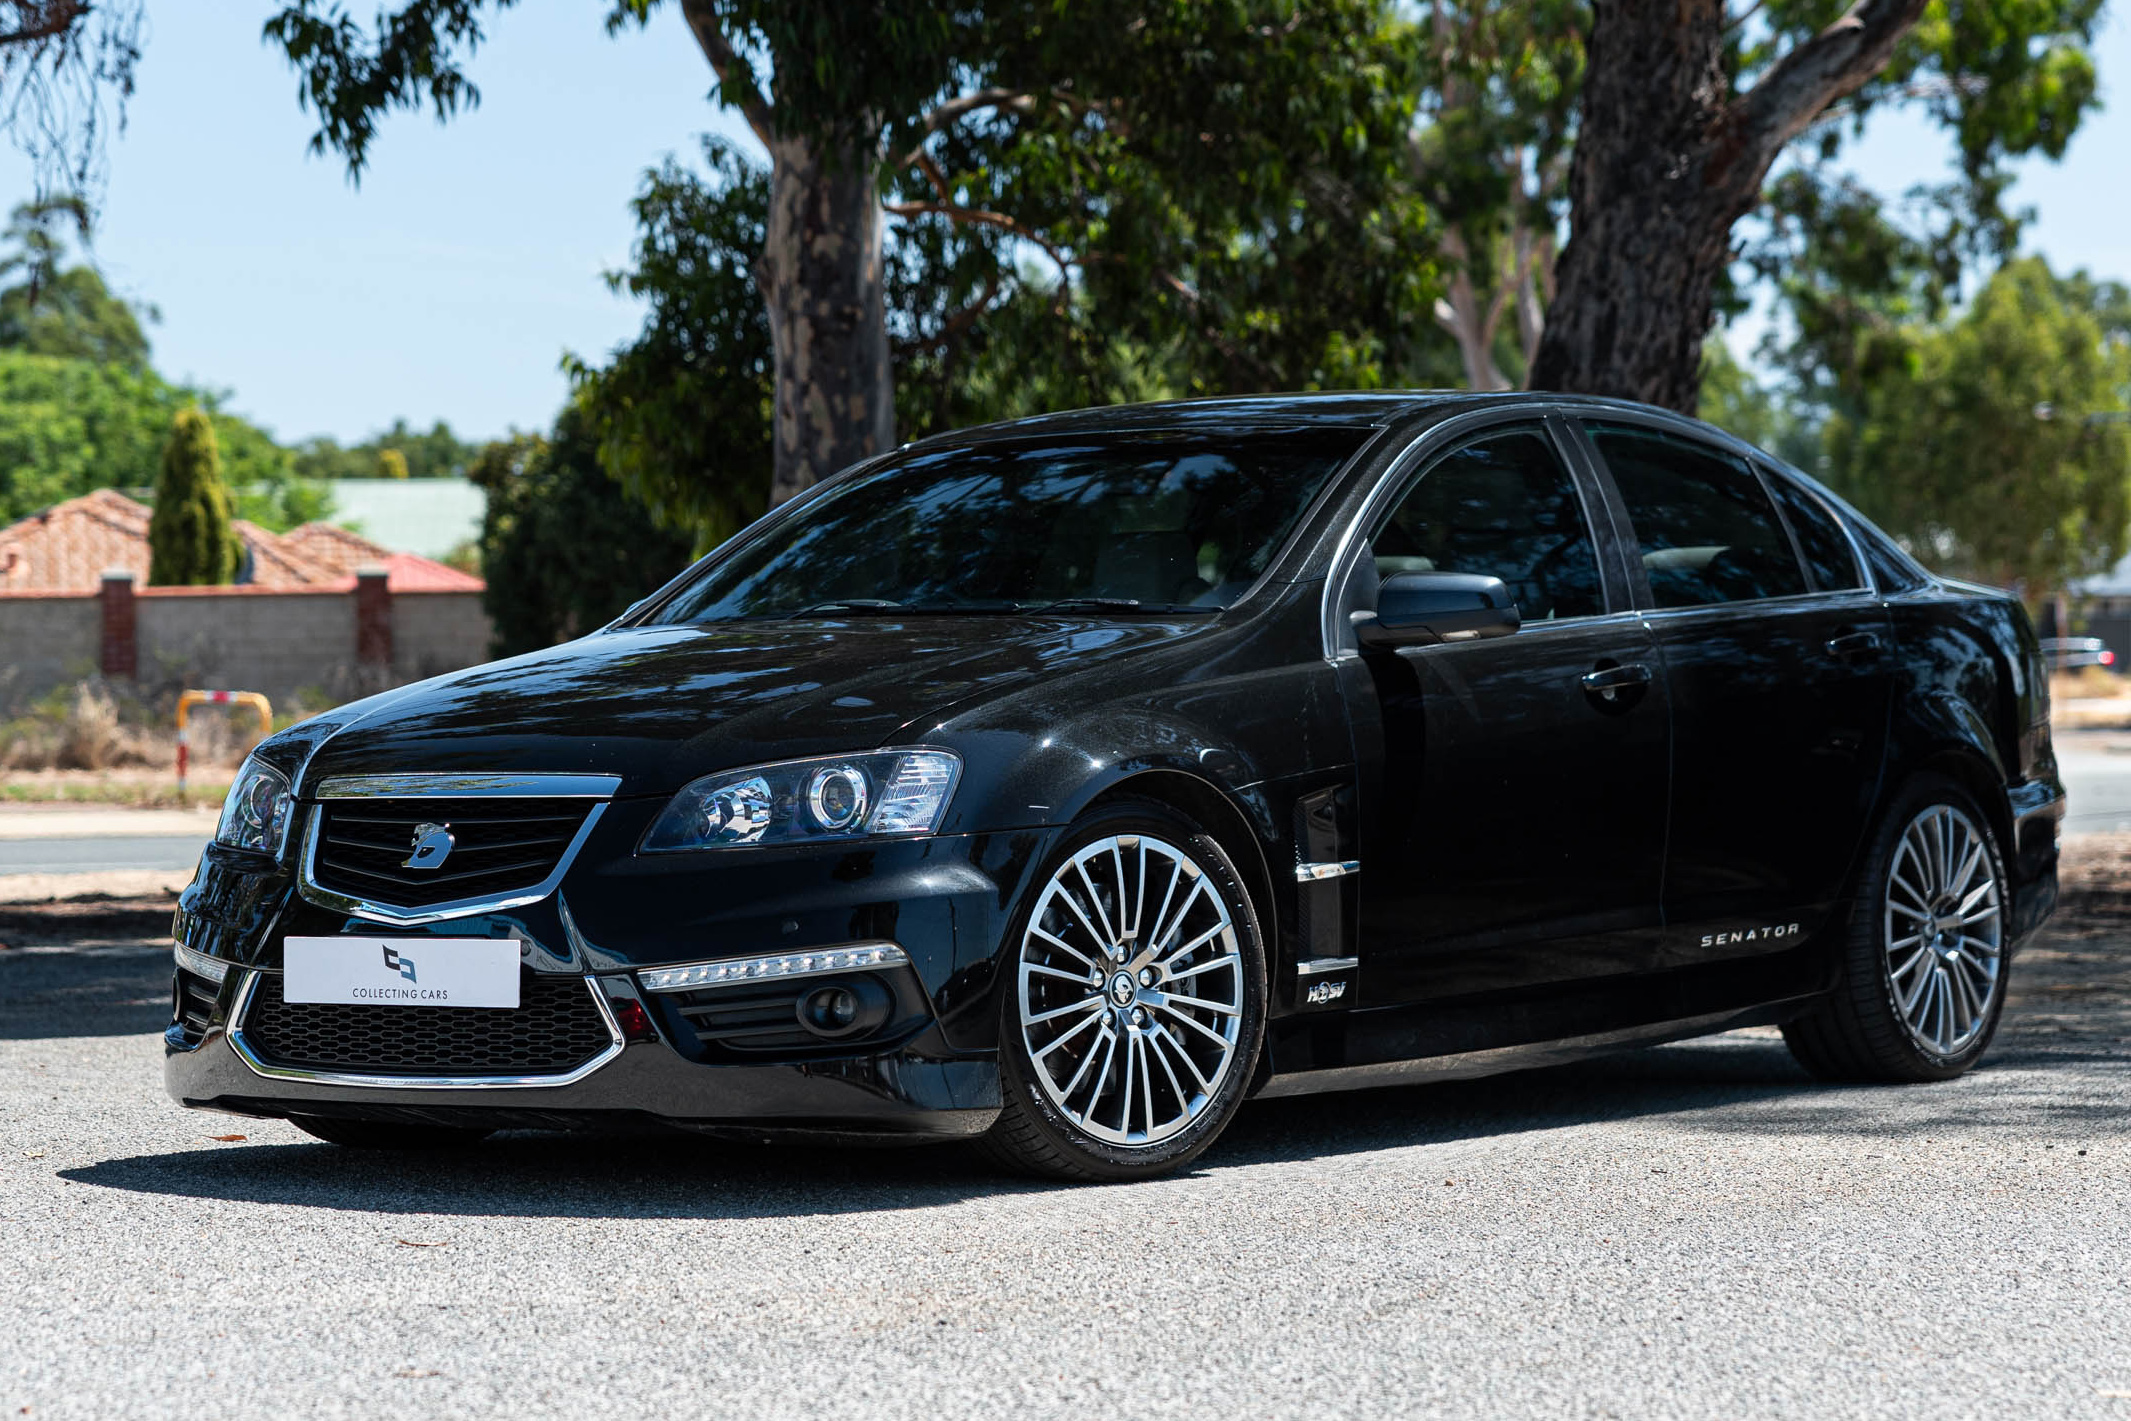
{"left": 882, "top": 198, "right": 1076, "bottom": 284}
{"left": 677, "top": 0, "right": 772, "bottom": 146}
{"left": 1734, "top": 0, "right": 1928, "bottom": 163}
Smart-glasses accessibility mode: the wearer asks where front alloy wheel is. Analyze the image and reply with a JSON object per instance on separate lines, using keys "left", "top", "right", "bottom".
{"left": 984, "top": 803, "right": 1265, "bottom": 1179}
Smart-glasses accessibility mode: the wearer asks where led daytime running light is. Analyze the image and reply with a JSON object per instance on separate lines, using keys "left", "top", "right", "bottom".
{"left": 638, "top": 943, "right": 908, "bottom": 993}
{"left": 173, "top": 941, "right": 230, "bottom": 984}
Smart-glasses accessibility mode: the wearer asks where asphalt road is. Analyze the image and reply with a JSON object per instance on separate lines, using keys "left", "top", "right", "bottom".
{"left": 2059, "top": 735, "right": 2131, "bottom": 837}
{"left": 0, "top": 835, "right": 209, "bottom": 874}
{"left": 3, "top": 850, "right": 2129, "bottom": 1420}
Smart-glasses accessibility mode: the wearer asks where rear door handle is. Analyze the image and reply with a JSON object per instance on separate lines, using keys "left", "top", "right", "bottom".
{"left": 1826, "top": 630, "right": 1883, "bottom": 660}
{"left": 1580, "top": 663, "right": 1653, "bottom": 694}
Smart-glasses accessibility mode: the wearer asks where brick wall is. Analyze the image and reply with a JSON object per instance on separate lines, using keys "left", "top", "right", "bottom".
{"left": 0, "top": 581, "right": 494, "bottom": 713}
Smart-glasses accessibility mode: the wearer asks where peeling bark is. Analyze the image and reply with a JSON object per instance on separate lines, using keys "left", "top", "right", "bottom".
{"left": 1529, "top": 0, "right": 1927, "bottom": 411}
{"left": 758, "top": 136, "right": 895, "bottom": 505}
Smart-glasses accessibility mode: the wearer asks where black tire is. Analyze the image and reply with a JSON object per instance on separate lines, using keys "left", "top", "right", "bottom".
{"left": 1783, "top": 773, "right": 2011, "bottom": 1083}
{"left": 289, "top": 1115, "right": 492, "bottom": 1150}
{"left": 980, "top": 799, "right": 1268, "bottom": 1181}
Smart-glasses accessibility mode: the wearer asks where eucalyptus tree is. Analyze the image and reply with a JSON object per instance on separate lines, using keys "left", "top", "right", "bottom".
{"left": 1526, "top": 0, "right": 2106, "bottom": 411}
{"left": 266, "top": 0, "right": 1422, "bottom": 505}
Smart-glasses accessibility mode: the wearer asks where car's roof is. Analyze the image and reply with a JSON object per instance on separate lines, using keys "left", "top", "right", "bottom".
{"left": 908, "top": 389, "right": 1726, "bottom": 449}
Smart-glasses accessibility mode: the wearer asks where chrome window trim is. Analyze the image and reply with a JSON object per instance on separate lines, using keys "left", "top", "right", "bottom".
{"left": 297, "top": 782, "right": 614, "bottom": 926}
{"left": 1634, "top": 586, "right": 1884, "bottom": 621}
{"left": 315, "top": 773, "right": 622, "bottom": 799}
{"left": 1318, "top": 410, "right": 1609, "bottom": 660}
{"left": 224, "top": 968, "right": 626, "bottom": 1091}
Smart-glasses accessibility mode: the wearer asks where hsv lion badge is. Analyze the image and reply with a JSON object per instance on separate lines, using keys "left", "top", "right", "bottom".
{"left": 402, "top": 821, "right": 456, "bottom": 871}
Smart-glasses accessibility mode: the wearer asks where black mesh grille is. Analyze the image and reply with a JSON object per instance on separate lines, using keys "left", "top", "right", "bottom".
{"left": 242, "top": 972, "right": 613, "bottom": 1076}
{"left": 666, "top": 981, "right": 817, "bottom": 1053}
{"left": 309, "top": 797, "right": 594, "bottom": 909}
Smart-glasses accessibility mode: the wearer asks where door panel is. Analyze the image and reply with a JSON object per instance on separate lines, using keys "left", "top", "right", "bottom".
{"left": 1644, "top": 597, "right": 1892, "bottom": 956}
{"left": 1349, "top": 616, "right": 1673, "bottom": 1002}
{"left": 1580, "top": 421, "right": 1893, "bottom": 957}
{"left": 1340, "top": 423, "right": 1671, "bottom": 1005}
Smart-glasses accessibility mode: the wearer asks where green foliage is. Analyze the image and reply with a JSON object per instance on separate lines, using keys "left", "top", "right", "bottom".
{"left": 564, "top": 136, "right": 772, "bottom": 553}
{"left": 0, "top": 197, "right": 154, "bottom": 367}
{"left": 0, "top": 350, "right": 328, "bottom": 531}
{"left": 468, "top": 409, "right": 696, "bottom": 656}
{"left": 1822, "top": 257, "right": 2131, "bottom": 593}
{"left": 148, "top": 408, "right": 240, "bottom": 586}
{"left": 289, "top": 418, "right": 479, "bottom": 481}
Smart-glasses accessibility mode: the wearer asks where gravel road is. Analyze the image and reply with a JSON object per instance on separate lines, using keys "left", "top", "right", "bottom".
{"left": 2, "top": 846, "right": 2127, "bottom": 1421}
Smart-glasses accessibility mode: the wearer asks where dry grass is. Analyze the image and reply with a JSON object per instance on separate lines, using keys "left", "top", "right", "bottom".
{"left": 0, "top": 680, "right": 261, "bottom": 775}
{"left": 2052, "top": 666, "right": 2129, "bottom": 702}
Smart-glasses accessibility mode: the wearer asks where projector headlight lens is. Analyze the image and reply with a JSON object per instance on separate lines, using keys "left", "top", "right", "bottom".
{"left": 214, "top": 756, "right": 294, "bottom": 856}
{"left": 643, "top": 750, "right": 961, "bottom": 852}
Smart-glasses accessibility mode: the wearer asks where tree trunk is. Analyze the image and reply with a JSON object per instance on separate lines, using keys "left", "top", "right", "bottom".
{"left": 757, "top": 136, "right": 896, "bottom": 504}
{"left": 1529, "top": 0, "right": 1927, "bottom": 412}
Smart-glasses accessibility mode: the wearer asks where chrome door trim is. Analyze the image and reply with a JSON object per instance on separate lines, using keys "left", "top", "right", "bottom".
{"left": 297, "top": 782, "right": 614, "bottom": 926}
{"left": 224, "top": 969, "right": 626, "bottom": 1090}
{"left": 315, "top": 773, "right": 623, "bottom": 799}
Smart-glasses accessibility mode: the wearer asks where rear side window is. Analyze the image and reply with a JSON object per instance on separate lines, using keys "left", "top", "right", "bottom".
{"left": 1585, "top": 423, "right": 1808, "bottom": 608}
{"left": 1370, "top": 426, "right": 1603, "bottom": 620}
{"left": 1763, "top": 473, "right": 1863, "bottom": 592}
{"left": 1849, "top": 519, "right": 1931, "bottom": 593}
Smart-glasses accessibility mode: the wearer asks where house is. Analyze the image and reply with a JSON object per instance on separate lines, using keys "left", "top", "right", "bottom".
{"left": 0, "top": 491, "right": 492, "bottom": 710}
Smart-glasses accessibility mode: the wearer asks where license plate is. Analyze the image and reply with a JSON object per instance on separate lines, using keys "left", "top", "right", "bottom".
{"left": 283, "top": 936, "right": 520, "bottom": 1009}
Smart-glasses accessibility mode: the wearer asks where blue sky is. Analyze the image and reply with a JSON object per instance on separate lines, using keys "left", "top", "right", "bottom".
{"left": 5, "top": 3, "right": 2128, "bottom": 446}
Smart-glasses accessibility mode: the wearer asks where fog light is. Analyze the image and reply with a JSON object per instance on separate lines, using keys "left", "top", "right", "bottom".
{"left": 795, "top": 977, "right": 891, "bottom": 1040}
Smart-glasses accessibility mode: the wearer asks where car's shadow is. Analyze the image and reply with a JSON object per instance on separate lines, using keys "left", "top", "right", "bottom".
{"left": 61, "top": 1030, "right": 2128, "bottom": 1220}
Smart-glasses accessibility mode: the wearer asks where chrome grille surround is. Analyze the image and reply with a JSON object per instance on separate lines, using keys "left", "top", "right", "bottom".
{"left": 295, "top": 772, "right": 620, "bottom": 926}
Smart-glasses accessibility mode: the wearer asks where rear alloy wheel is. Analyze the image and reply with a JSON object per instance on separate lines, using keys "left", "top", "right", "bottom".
{"left": 289, "top": 1116, "right": 492, "bottom": 1150}
{"left": 1784, "top": 775, "right": 2009, "bottom": 1082}
{"left": 982, "top": 803, "right": 1266, "bottom": 1180}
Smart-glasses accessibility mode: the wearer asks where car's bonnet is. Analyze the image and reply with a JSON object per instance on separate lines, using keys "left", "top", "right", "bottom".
{"left": 295, "top": 617, "right": 1210, "bottom": 798}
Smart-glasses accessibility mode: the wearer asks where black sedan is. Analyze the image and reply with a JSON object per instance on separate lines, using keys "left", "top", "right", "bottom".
{"left": 168, "top": 393, "right": 2063, "bottom": 1180}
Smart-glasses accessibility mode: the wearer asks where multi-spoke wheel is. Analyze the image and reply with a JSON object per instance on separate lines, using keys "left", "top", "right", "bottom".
{"left": 983, "top": 802, "right": 1265, "bottom": 1180}
{"left": 1883, "top": 803, "right": 2003, "bottom": 1058}
{"left": 1785, "top": 776, "right": 2010, "bottom": 1082}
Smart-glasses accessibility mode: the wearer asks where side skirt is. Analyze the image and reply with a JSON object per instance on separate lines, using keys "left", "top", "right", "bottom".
{"left": 1251, "top": 998, "right": 1813, "bottom": 1100}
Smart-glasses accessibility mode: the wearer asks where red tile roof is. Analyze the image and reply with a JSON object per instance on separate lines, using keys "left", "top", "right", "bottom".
{"left": 0, "top": 492, "right": 484, "bottom": 593}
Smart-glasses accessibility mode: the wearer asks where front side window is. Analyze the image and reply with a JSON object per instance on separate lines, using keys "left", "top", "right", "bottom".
{"left": 1586, "top": 423, "right": 1808, "bottom": 608}
{"left": 1369, "top": 427, "right": 1604, "bottom": 621}
{"left": 650, "top": 429, "right": 1370, "bottom": 622}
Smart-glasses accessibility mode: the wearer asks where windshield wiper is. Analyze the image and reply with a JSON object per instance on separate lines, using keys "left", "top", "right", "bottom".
{"left": 1021, "top": 597, "right": 1220, "bottom": 616}
{"left": 786, "top": 599, "right": 904, "bottom": 618}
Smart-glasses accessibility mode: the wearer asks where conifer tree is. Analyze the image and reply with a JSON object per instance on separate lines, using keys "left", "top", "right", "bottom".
{"left": 148, "top": 406, "right": 239, "bottom": 585}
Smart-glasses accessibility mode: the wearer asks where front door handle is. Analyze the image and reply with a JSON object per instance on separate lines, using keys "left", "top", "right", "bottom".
{"left": 1826, "top": 630, "right": 1884, "bottom": 660}
{"left": 1580, "top": 662, "right": 1653, "bottom": 698}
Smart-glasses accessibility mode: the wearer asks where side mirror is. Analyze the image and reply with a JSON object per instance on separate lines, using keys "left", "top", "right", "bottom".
{"left": 1352, "top": 571, "right": 1520, "bottom": 648}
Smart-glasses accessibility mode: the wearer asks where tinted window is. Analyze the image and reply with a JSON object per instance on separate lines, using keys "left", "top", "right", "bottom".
{"left": 1586, "top": 424, "right": 1808, "bottom": 608}
{"left": 1370, "top": 428, "right": 1603, "bottom": 621}
{"left": 1763, "top": 472, "right": 1863, "bottom": 592}
{"left": 651, "top": 430, "right": 1367, "bottom": 621}
{"left": 1851, "top": 518, "right": 1931, "bottom": 592}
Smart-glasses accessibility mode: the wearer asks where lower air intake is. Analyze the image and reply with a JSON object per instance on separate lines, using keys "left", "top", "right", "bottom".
{"left": 242, "top": 972, "right": 614, "bottom": 1076}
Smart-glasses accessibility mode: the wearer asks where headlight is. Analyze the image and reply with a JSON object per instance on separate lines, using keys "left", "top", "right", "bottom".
{"left": 215, "top": 756, "right": 295, "bottom": 856}
{"left": 642, "top": 749, "right": 961, "bottom": 852}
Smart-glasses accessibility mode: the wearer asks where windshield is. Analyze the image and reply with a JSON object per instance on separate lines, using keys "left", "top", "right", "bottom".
{"left": 648, "top": 428, "right": 1372, "bottom": 622}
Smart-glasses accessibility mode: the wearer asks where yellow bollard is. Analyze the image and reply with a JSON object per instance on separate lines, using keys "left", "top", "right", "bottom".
{"left": 176, "top": 689, "right": 273, "bottom": 796}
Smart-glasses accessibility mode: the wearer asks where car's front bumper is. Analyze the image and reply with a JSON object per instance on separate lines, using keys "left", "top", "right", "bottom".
{"left": 165, "top": 819, "right": 1062, "bottom": 1140}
